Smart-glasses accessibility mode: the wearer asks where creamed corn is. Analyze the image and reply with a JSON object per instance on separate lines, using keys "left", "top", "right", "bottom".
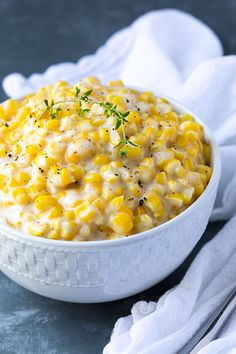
{"left": 0, "top": 77, "right": 212, "bottom": 241}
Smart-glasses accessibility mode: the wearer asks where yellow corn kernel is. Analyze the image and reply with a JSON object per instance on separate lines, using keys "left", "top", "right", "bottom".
{"left": 93, "top": 154, "right": 110, "bottom": 165}
{"left": 90, "top": 131, "right": 100, "bottom": 141}
{"left": 26, "top": 144, "right": 40, "bottom": 155}
{"left": 72, "top": 199, "right": 83, "bottom": 208}
{"left": 142, "top": 158, "right": 155, "bottom": 170}
{"left": 108, "top": 80, "right": 124, "bottom": 87}
{"left": 110, "top": 161, "right": 123, "bottom": 169}
{"left": 104, "top": 172, "right": 119, "bottom": 184}
{"left": 194, "top": 182, "right": 205, "bottom": 197}
{"left": 183, "top": 187, "right": 194, "bottom": 204}
{"left": 111, "top": 212, "right": 133, "bottom": 234}
{"left": 172, "top": 148, "right": 185, "bottom": 160}
{"left": 11, "top": 143, "right": 21, "bottom": 156}
{"left": 127, "top": 182, "right": 141, "bottom": 197}
{"left": 164, "top": 112, "right": 177, "bottom": 122}
{"left": 48, "top": 205, "right": 63, "bottom": 219}
{"left": 0, "top": 105, "right": 6, "bottom": 120}
{"left": 160, "top": 125, "right": 176, "bottom": 140}
{"left": 61, "top": 221, "right": 77, "bottom": 240}
{"left": 176, "top": 133, "right": 188, "bottom": 148}
{"left": 110, "top": 195, "right": 124, "bottom": 208}
{"left": 84, "top": 172, "right": 102, "bottom": 184}
{"left": 101, "top": 164, "right": 110, "bottom": 173}
{"left": 92, "top": 197, "right": 106, "bottom": 212}
{"left": 121, "top": 145, "right": 142, "bottom": 158}
{"left": 115, "top": 186, "right": 124, "bottom": 197}
{"left": 186, "top": 147, "right": 198, "bottom": 159}
{"left": 134, "top": 214, "right": 153, "bottom": 232}
{"left": 18, "top": 172, "right": 30, "bottom": 185}
{"left": 155, "top": 172, "right": 167, "bottom": 184}
{"left": 112, "top": 95, "right": 126, "bottom": 109}
{"left": 102, "top": 186, "right": 114, "bottom": 201}
{"left": 185, "top": 130, "right": 198, "bottom": 142}
{"left": 69, "top": 165, "right": 84, "bottom": 181}
{"left": 12, "top": 187, "right": 30, "bottom": 205}
{"left": 137, "top": 165, "right": 154, "bottom": 183}
{"left": 48, "top": 141, "right": 67, "bottom": 158}
{"left": 46, "top": 119, "right": 60, "bottom": 130}
{"left": 86, "top": 76, "right": 101, "bottom": 85}
{"left": 0, "top": 143, "right": 7, "bottom": 157}
{"left": 65, "top": 210, "right": 76, "bottom": 220}
{"left": 0, "top": 174, "right": 6, "bottom": 188}
{"left": 34, "top": 153, "right": 55, "bottom": 170}
{"left": 197, "top": 164, "right": 212, "bottom": 183}
{"left": 180, "top": 113, "right": 194, "bottom": 122}
{"left": 99, "top": 128, "right": 110, "bottom": 143}
{"left": 34, "top": 195, "right": 57, "bottom": 211}
{"left": 144, "top": 126, "right": 156, "bottom": 139}
{"left": 4, "top": 99, "right": 19, "bottom": 116}
{"left": 165, "top": 193, "right": 183, "bottom": 207}
{"left": 75, "top": 201, "right": 96, "bottom": 222}
{"left": 0, "top": 125, "right": 8, "bottom": 138}
{"left": 145, "top": 192, "right": 163, "bottom": 216}
{"left": 183, "top": 158, "right": 194, "bottom": 171}
{"left": 168, "top": 179, "right": 178, "bottom": 193}
{"left": 203, "top": 144, "right": 211, "bottom": 165}
{"left": 27, "top": 221, "right": 49, "bottom": 237}
{"left": 129, "top": 135, "right": 147, "bottom": 146}
{"left": 60, "top": 168, "right": 75, "bottom": 187}
{"left": 9, "top": 177, "right": 19, "bottom": 187}
{"left": 139, "top": 92, "right": 155, "bottom": 103}
{"left": 180, "top": 120, "right": 201, "bottom": 132}
{"left": 136, "top": 206, "right": 146, "bottom": 215}
{"left": 151, "top": 183, "right": 166, "bottom": 196}
{"left": 28, "top": 185, "right": 45, "bottom": 200}
{"left": 119, "top": 205, "right": 133, "bottom": 217}
{"left": 35, "top": 176, "right": 47, "bottom": 189}
{"left": 163, "top": 158, "right": 182, "bottom": 175}
{"left": 128, "top": 111, "right": 141, "bottom": 125}
{"left": 81, "top": 131, "right": 89, "bottom": 138}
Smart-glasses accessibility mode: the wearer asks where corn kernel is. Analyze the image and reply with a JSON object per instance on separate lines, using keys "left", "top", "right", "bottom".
{"left": 99, "top": 128, "right": 110, "bottom": 143}
{"left": 93, "top": 154, "right": 110, "bottom": 165}
{"left": 145, "top": 192, "right": 163, "bottom": 216}
{"left": 34, "top": 195, "right": 58, "bottom": 211}
{"left": 111, "top": 212, "right": 133, "bottom": 234}
{"left": 18, "top": 172, "right": 30, "bottom": 185}
{"left": 134, "top": 214, "right": 153, "bottom": 232}
{"left": 65, "top": 210, "right": 75, "bottom": 220}
{"left": 155, "top": 172, "right": 167, "bottom": 184}
{"left": 137, "top": 165, "right": 153, "bottom": 183}
{"left": 84, "top": 172, "right": 102, "bottom": 184}
{"left": 165, "top": 193, "right": 183, "bottom": 207}
{"left": 46, "top": 119, "right": 60, "bottom": 130}
{"left": 27, "top": 222, "right": 49, "bottom": 237}
{"left": 26, "top": 144, "right": 40, "bottom": 155}
{"left": 12, "top": 187, "right": 30, "bottom": 205}
{"left": 75, "top": 201, "right": 96, "bottom": 222}
{"left": 128, "top": 111, "right": 141, "bottom": 125}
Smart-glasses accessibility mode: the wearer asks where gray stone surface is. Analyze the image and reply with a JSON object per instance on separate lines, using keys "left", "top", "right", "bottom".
{"left": 0, "top": 0, "right": 231, "bottom": 353}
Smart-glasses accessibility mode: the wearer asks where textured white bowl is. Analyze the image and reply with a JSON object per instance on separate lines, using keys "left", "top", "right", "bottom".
{"left": 0, "top": 93, "right": 221, "bottom": 303}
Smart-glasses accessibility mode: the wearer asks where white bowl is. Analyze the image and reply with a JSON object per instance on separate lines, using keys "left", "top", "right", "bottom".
{"left": 0, "top": 93, "right": 221, "bottom": 303}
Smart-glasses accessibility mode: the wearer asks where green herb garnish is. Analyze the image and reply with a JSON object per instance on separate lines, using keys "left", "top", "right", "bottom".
{"left": 39, "top": 86, "right": 139, "bottom": 157}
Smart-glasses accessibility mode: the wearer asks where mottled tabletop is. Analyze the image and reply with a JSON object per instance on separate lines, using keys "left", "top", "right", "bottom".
{"left": 0, "top": 0, "right": 232, "bottom": 353}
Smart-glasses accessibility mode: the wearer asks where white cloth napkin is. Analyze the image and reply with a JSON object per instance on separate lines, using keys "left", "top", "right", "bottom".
{"left": 3, "top": 9, "right": 236, "bottom": 354}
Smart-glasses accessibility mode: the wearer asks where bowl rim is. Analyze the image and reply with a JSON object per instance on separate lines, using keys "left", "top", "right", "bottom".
{"left": 0, "top": 88, "right": 221, "bottom": 248}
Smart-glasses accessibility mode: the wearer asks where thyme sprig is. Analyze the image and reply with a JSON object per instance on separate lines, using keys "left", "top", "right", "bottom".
{"left": 39, "top": 87, "right": 139, "bottom": 157}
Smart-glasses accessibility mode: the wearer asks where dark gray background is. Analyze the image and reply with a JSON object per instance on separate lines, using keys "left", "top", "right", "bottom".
{"left": 0, "top": 0, "right": 229, "bottom": 353}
